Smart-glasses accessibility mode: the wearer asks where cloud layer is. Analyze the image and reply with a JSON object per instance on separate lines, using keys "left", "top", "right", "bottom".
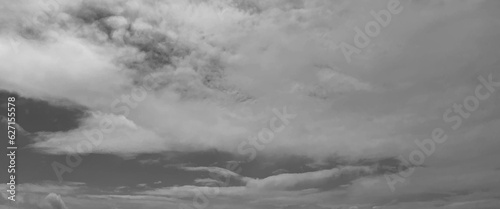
{"left": 2, "top": 0, "right": 500, "bottom": 208}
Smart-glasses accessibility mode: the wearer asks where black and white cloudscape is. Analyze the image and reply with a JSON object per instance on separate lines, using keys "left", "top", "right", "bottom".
{"left": 1, "top": 0, "right": 500, "bottom": 208}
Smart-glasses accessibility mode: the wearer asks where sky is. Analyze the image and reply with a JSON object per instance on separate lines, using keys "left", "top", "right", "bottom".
{"left": 0, "top": 0, "right": 500, "bottom": 208}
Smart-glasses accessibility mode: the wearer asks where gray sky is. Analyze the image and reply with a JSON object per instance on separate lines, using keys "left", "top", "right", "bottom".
{"left": 1, "top": 0, "right": 500, "bottom": 208}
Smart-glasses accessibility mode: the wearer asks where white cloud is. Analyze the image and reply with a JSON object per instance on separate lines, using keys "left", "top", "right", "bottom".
{"left": 2, "top": 0, "right": 500, "bottom": 208}
{"left": 39, "top": 193, "right": 68, "bottom": 209}
{"left": 246, "top": 166, "right": 374, "bottom": 191}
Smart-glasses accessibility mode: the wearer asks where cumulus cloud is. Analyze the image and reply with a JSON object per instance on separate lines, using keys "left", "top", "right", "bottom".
{"left": 4, "top": 0, "right": 410, "bottom": 160}
{"left": 2, "top": 0, "right": 500, "bottom": 208}
{"left": 134, "top": 164, "right": 377, "bottom": 208}
{"left": 39, "top": 193, "right": 68, "bottom": 209}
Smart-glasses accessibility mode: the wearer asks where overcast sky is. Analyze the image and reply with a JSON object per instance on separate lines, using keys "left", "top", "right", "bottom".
{"left": 1, "top": 0, "right": 500, "bottom": 208}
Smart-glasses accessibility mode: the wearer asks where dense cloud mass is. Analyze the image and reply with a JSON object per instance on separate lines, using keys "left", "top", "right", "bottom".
{"left": 1, "top": 0, "right": 500, "bottom": 208}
